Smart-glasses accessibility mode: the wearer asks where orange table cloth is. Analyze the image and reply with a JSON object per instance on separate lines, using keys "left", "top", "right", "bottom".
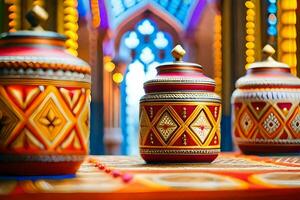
{"left": 1, "top": 153, "right": 300, "bottom": 200}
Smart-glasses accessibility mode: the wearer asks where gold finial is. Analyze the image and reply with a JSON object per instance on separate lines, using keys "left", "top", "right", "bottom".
{"left": 262, "top": 44, "right": 275, "bottom": 60}
{"left": 25, "top": 5, "right": 48, "bottom": 31}
{"left": 171, "top": 44, "right": 186, "bottom": 61}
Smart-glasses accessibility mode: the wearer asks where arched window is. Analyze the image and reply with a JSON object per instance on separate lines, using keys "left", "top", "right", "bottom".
{"left": 120, "top": 18, "right": 174, "bottom": 154}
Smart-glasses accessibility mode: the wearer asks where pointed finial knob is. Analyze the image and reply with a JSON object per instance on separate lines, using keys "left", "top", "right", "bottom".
{"left": 262, "top": 44, "right": 276, "bottom": 59}
{"left": 26, "top": 5, "right": 48, "bottom": 31}
{"left": 171, "top": 45, "right": 186, "bottom": 61}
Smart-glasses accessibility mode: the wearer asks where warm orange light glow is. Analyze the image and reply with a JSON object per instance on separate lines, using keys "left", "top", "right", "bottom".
{"left": 245, "top": 0, "right": 256, "bottom": 69}
{"left": 281, "top": 40, "right": 297, "bottom": 52}
{"left": 105, "top": 62, "right": 116, "bottom": 72}
{"left": 33, "top": 0, "right": 44, "bottom": 6}
{"left": 64, "top": 0, "right": 79, "bottom": 56}
{"left": 281, "top": 12, "right": 296, "bottom": 24}
{"left": 213, "top": 14, "right": 222, "bottom": 97}
{"left": 246, "top": 35, "right": 255, "bottom": 42}
{"left": 280, "top": 27, "right": 296, "bottom": 38}
{"left": 246, "top": 22, "right": 255, "bottom": 29}
{"left": 245, "top": 1, "right": 255, "bottom": 8}
{"left": 104, "top": 56, "right": 112, "bottom": 63}
{"left": 281, "top": 0, "right": 297, "bottom": 9}
{"left": 8, "top": 1, "right": 18, "bottom": 32}
{"left": 246, "top": 28, "right": 255, "bottom": 35}
{"left": 91, "top": 0, "right": 101, "bottom": 28}
{"left": 282, "top": 54, "right": 297, "bottom": 66}
{"left": 278, "top": 0, "right": 297, "bottom": 75}
{"left": 246, "top": 42, "right": 255, "bottom": 49}
{"left": 246, "top": 49, "right": 255, "bottom": 56}
{"left": 246, "top": 56, "right": 255, "bottom": 63}
{"left": 113, "top": 73, "right": 124, "bottom": 84}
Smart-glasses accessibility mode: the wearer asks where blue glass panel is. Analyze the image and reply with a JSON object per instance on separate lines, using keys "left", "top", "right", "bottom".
{"left": 267, "top": 26, "right": 277, "bottom": 36}
{"left": 106, "top": 0, "right": 197, "bottom": 29}
{"left": 78, "top": 0, "right": 90, "bottom": 16}
{"left": 268, "top": 4, "right": 277, "bottom": 13}
{"left": 154, "top": 0, "right": 191, "bottom": 23}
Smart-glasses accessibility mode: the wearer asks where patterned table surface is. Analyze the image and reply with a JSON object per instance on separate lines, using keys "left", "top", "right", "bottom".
{"left": 1, "top": 153, "right": 300, "bottom": 200}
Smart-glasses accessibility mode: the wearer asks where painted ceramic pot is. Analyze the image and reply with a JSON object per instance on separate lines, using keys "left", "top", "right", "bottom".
{"left": 0, "top": 7, "right": 91, "bottom": 175}
{"left": 139, "top": 45, "right": 221, "bottom": 163}
{"left": 232, "top": 44, "right": 300, "bottom": 154}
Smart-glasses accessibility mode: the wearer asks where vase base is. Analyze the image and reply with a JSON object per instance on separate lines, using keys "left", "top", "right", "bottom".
{"left": 238, "top": 144, "right": 300, "bottom": 155}
{"left": 141, "top": 153, "right": 218, "bottom": 163}
{"left": 0, "top": 161, "right": 83, "bottom": 176}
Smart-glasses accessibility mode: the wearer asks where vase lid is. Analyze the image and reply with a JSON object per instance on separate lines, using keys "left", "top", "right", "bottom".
{"left": 235, "top": 44, "right": 300, "bottom": 89}
{"left": 247, "top": 44, "right": 289, "bottom": 69}
{"left": 156, "top": 44, "right": 203, "bottom": 69}
{"left": 0, "top": 5, "right": 90, "bottom": 75}
{"left": 144, "top": 45, "right": 216, "bottom": 93}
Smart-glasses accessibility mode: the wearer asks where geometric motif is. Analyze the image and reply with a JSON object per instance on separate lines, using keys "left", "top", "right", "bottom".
{"left": 249, "top": 101, "right": 267, "bottom": 119}
{"left": 10, "top": 128, "right": 44, "bottom": 150}
{"left": 59, "top": 88, "right": 82, "bottom": 110}
{"left": 170, "top": 105, "right": 197, "bottom": 122}
{"left": 144, "top": 105, "right": 163, "bottom": 122}
{"left": 5, "top": 85, "right": 40, "bottom": 110}
{"left": 61, "top": 130, "right": 82, "bottom": 150}
{"left": 77, "top": 93, "right": 90, "bottom": 148}
{"left": 189, "top": 109, "right": 212, "bottom": 144}
{"left": 0, "top": 96, "right": 21, "bottom": 144}
{"left": 139, "top": 108, "right": 151, "bottom": 144}
{"left": 233, "top": 98, "right": 300, "bottom": 154}
{"left": 277, "top": 102, "right": 292, "bottom": 117}
{"left": 239, "top": 111, "right": 254, "bottom": 137}
{"left": 155, "top": 111, "right": 178, "bottom": 143}
{"left": 139, "top": 101, "right": 221, "bottom": 162}
{"left": 0, "top": 81, "right": 90, "bottom": 158}
{"left": 291, "top": 113, "right": 300, "bottom": 134}
{"left": 207, "top": 105, "right": 220, "bottom": 121}
{"left": 263, "top": 112, "right": 280, "bottom": 135}
{"left": 29, "top": 91, "right": 74, "bottom": 147}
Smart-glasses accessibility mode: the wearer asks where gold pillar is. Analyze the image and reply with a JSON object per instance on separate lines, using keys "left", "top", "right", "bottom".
{"left": 103, "top": 56, "right": 124, "bottom": 155}
{"left": 32, "top": 0, "right": 43, "bottom": 6}
{"left": 213, "top": 13, "right": 222, "bottom": 97}
{"left": 6, "top": 0, "right": 20, "bottom": 32}
{"left": 278, "top": 0, "right": 297, "bottom": 75}
{"left": 63, "top": 0, "right": 79, "bottom": 56}
{"left": 245, "top": 0, "right": 261, "bottom": 69}
{"left": 221, "top": 0, "right": 232, "bottom": 116}
{"left": 56, "top": 0, "right": 64, "bottom": 34}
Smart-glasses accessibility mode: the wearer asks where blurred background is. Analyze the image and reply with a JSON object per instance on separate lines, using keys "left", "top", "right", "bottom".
{"left": 0, "top": 0, "right": 299, "bottom": 155}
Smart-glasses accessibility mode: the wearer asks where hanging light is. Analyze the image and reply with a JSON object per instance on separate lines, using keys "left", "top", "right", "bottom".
{"left": 113, "top": 72, "right": 124, "bottom": 84}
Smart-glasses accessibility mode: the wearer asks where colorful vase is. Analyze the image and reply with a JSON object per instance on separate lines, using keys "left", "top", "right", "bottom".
{"left": 0, "top": 6, "right": 91, "bottom": 175}
{"left": 232, "top": 44, "right": 300, "bottom": 154}
{"left": 139, "top": 45, "right": 221, "bottom": 163}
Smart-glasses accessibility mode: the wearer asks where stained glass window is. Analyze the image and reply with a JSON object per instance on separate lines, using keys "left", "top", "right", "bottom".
{"left": 120, "top": 19, "right": 174, "bottom": 155}
{"left": 105, "top": 0, "right": 198, "bottom": 29}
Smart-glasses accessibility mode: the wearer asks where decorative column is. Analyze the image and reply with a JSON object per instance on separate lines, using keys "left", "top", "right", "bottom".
{"left": 245, "top": 0, "right": 261, "bottom": 69}
{"left": 91, "top": 0, "right": 100, "bottom": 28}
{"left": 6, "top": 0, "right": 20, "bottom": 32}
{"left": 103, "top": 57, "right": 126, "bottom": 155}
{"left": 213, "top": 6, "right": 222, "bottom": 97}
{"left": 63, "top": 0, "right": 79, "bottom": 56}
{"left": 278, "top": 0, "right": 297, "bottom": 75}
